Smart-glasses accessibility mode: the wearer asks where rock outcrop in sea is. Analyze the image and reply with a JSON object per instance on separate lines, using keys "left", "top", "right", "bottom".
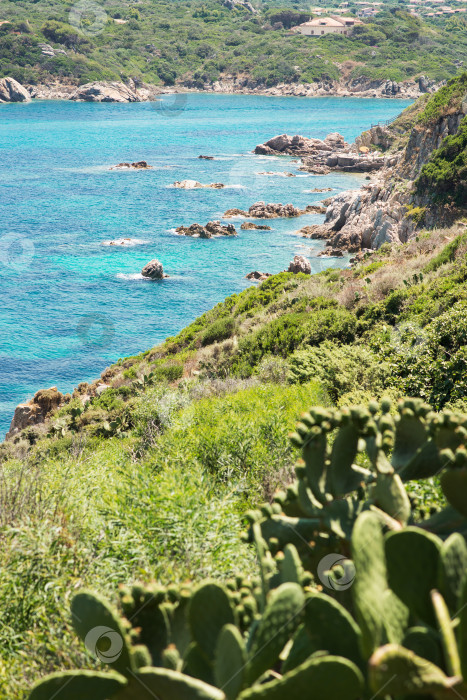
{"left": 175, "top": 221, "right": 237, "bottom": 238}
{"left": 240, "top": 222, "right": 272, "bottom": 230}
{"left": 71, "top": 81, "right": 141, "bottom": 103}
{"left": 255, "top": 132, "right": 397, "bottom": 174}
{"left": 224, "top": 202, "right": 323, "bottom": 219}
{"left": 141, "top": 259, "right": 167, "bottom": 279}
{"left": 111, "top": 161, "right": 153, "bottom": 170}
{"left": 0, "top": 76, "right": 30, "bottom": 103}
{"left": 298, "top": 95, "right": 467, "bottom": 252}
{"left": 288, "top": 255, "right": 311, "bottom": 275}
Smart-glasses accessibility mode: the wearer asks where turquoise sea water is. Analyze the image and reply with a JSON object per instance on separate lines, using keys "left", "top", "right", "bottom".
{"left": 0, "top": 94, "right": 412, "bottom": 437}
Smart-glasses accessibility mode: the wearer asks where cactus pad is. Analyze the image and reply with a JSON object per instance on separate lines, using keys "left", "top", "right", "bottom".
{"left": 246, "top": 583, "right": 305, "bottom": 684}
{"left": 240, "top": 655, "right": 363, "bottom": 700}
{"left": 29, "top": 670, "right": 127, "bottom": 700}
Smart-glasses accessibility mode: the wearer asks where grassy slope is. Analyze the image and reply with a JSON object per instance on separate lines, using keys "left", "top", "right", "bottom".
{"left": 0, "top": 379, "right": 326, "bottom": 697}
{"left": 0, "top": 0, "right": 465, "bottom": 87}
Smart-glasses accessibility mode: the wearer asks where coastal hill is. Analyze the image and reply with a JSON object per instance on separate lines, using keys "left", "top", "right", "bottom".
{"left": 2, "top": 74, "right": 467, "bottom": 697}
{"left": 0, "top": 0, "right": 466, "bottom": 96}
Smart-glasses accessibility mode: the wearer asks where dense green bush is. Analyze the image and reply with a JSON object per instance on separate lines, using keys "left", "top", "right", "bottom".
{"left": 153, "top": 363, "right": 184, "bottom": 382}
{"left": 288, "top": 340, "right": 389, "bottom": 402}
{"left": 230, "top": 308, "right": 356, "bottom": 377}
{"left": 201, "top": 317, "right": 236, "bottom": 346}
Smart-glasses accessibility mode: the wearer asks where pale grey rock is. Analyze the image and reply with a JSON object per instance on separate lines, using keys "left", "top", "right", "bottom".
{"left": 71, "top": 81, "right": 140, "bottom": 103}
{"left": 0, "top": 77, "right": 30, "bottom": 103}
{"left": 288, "top": 255, "right": 311, "bottom": 275}
{"left": 141, "top": 259, "right": 165, "bottom": 279}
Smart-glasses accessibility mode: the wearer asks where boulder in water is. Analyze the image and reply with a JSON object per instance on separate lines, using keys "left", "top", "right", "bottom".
{"left": 288, "top": 255, "right": 311, "bottom": 275}
{"left": 71, "top": 81, "right": 140, "bottom": 103}
{"left": 245, "top": 271, "right": 272, "bottom": 281}
{"left": 141, "top": 259, "right": 167, "bottom": 279}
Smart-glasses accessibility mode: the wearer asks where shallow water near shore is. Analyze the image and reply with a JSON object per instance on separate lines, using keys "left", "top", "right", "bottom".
{"left": 0, "top": 94, "right": 412, "bottom": 436}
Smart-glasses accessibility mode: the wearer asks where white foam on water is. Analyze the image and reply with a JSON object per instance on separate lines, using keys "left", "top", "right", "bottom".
{"left": 102, "top": 238, "right": 149, "bottom": 247}
{"left": 116, "top": 273, "right": 146, "bottom": 280}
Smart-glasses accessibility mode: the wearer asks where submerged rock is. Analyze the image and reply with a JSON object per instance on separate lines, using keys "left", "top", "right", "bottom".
{"left": 141, "top": 259, "right": 167, "bottom": 279}
{"left": 240, "top": 222, "right": 272, "bottom": 230}
{"left": 317, "top": 248, "right": 344, "bottom": 257}
{"left": 288, "top": 255, "right": 311, "bottom": 275}
{"left": 257, "top": 171, "right": 296, "bottom": 177}
{"left": 111, "top": 161, "right": 152, "bottom": 170}
{"left": 0, "top": 76, "right": 30, "bottom": 103}
{"left": 173, "top": 180, "right": 225, "bottom": 189}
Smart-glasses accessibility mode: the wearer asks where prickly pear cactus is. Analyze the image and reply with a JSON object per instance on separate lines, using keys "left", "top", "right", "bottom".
{"left": 71, "top": 591, "right": 134, "bottom": 676}
{"left": 29, "top": 671, "right": 127, "bottom": 700}
{"left": 214, "top": 625, "right": 246, "bottom": 700}
{"left": 246, "top": 583, "right": 305, "bottom": 684}
{"left": 438, "top": 533, "right": 467, "bottom": 614}
{"left": 303, "top": 592, "right": 363, "bottom": 669}
{"left": 368, "top": 643, "right": 462, "bottom": 698}
{"left": 240, "top": 655, "right": 363, "bottom": 700}
{"left": 385, "top": 528, "right": 442, "bottom": 626}
{"left": 189, "top": 582, "right": 235, "bottom": 662}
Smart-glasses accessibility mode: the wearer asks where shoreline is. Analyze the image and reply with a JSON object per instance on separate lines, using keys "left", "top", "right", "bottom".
{"left": 25, "top": 76, "right": 432, "bottom": 102}
{"left": 0, "top": 88, "right": 404, "bottom": 437}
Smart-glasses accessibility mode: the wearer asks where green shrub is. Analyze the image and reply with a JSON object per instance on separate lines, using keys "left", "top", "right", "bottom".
{"left": 406, "top": 205, "right": 426, "bottom": 225}
{"left": 416, "top": 117, "right": 467, "bottom": 205}
{"left": 231, "top": 308, "right": 356, "bottom": 377}
{"left": 288, "top": 340, "right": 389, "bottom": 402}
{"left": 153, "top": 363, "right": 184, "bottom": 382}
{"left": 201, "top": 317, "right": 236, "bottom": 346}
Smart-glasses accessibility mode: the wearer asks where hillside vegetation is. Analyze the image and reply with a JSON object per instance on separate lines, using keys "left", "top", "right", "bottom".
{"left": 3, "top": 217, "right": 467, "bottom": 696}
{"left": 0, "top": 0, "right": 466, "bottom": 87}
{"left": 3, "top": 66, "right": 467, "bottom": 700}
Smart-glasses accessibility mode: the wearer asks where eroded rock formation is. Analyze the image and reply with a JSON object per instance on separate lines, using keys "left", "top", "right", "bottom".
{"left": 141, "top": 259, "right": 167, "bottom": 279}
{"left": 71, "top": 82, "right": 141, "bottom": 103}
{"left": 6, "top": 387, "right": 63, "bottom": 440}
{"left": 0, "top": 77, "right": 30, "bottom": 103}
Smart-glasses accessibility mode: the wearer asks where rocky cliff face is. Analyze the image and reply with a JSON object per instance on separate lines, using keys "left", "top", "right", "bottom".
{"left": 6, "top": 387, "right": 63, "bottom": 440}
{"left": 307, "top": 91, "right": 467, "bottom": 252}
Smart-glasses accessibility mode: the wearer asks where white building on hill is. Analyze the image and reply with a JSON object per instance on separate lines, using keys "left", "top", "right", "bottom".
{"left": 292, "top": 16, "right": 363, "bottom": 36}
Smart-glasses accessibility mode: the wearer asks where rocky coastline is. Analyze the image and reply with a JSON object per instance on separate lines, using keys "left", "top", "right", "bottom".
{"left": 0, "top": 73, "right": 441, "bottom": 104}
{"left": 4, "top": 72, "right": 460, "bottom": 439}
